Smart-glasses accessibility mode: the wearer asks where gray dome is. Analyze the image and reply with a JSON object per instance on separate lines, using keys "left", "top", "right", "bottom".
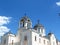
{"left": 48, "top": 33, "right": 53, "bottom": 35}
{"left": 34, "top": 24, "right": 44, "bottom": 30}
{"left": 34, "top": 24, "right": 44, "bottom": 28}
{"left": 20, "top": 16, "right": 31, "bottom": 22}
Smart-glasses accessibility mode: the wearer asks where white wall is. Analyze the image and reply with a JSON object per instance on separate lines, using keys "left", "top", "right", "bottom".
{"left": 1, "top": 34, "right": 18, "bottom": 45}
{"left": 49, "top": 34, "right": 57, "bottom": 45}
{"left": 8, "top": 34, "right": 19, "bottom": 45}
{"left": 31, "top": 31, "right": 49, "bottom": 45}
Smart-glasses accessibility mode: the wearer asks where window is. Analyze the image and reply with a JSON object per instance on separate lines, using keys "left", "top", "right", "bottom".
{"left": 27, "top": 23, "right": 31, "bottom": 28}
{"left": 24, "top": 36, "right": 28, "bottom": 45}
{"left": 47, "top": 41, "right": 49, "bottom": 45}
{"left": 39, "top": 38, "right": 41, "bottom": 43}
{"left": 41, "top": 28, "right": 43, "bottom": 33}
{"left": 35, "top": 36, "right": 36, "bottom": 41}
{"left": 20, "top": 22, "right": 24, "bottom": 28}
{"left": 44, "top": 40, "right": 45, "bottom": 44}
{"left": 24, "top": 36, "right": 27, "bottom": 40}
{"left": 4, "top": 39, "right": 6, "bottom": 44}
{"left": 23, "top": 22, "right": 24, "bottom": 27}
{"left": 38, "top": 28, "right": 40, "bottom": 33}
{"left": 12, "top": 40, "right": 13, "bottom": 45}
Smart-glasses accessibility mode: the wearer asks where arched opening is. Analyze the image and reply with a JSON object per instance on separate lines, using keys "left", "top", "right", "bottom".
{"left": 24, "top": 36, "right": 28, "bottom": 45}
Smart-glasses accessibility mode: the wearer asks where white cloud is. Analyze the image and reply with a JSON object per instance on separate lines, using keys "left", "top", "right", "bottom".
{"left": 0, "top": 16, "right": 12, "bottom": 36}
{"left": 0, "top": 16, "right": 11, "bottom": 26}
{"left": 0, "top": 26, "right": 10, "bottom": 36}
{"left": 56, "top": 2, "right": 60, "bottom": 6}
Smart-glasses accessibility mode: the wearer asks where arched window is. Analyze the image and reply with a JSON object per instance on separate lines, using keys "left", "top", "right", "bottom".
{"left": 24, "top": 36, "right": 28, "bottom": 45}
{"left": 24, "top": 36, "right": 27, "bottom": 40}
{"left": 27, "top": 23, "right": 31, "bottom": 29}
{"left": 4, "top": 39, "right": 6, "bottom": 44}
{"left": 44, "top": 40, "right": 45, "bottom": 44}
{"left": 12, "top": 40, "right": 13, "bottom": 45}
{"left": 23, "top": 22, "right": 24, "bottom": 27}
{"left": 38, "top": 28, "right": 40, "bottom": 33}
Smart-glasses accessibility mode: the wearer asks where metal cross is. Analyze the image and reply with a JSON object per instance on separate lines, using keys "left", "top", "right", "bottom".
{"left": 37, "top": 19, "right": 40, "bottom": 24}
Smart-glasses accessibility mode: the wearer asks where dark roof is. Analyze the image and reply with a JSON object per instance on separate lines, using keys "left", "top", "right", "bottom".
{"left": 48, "top": 32, "right": 53, "bottom": 35}
{"left": 20, "top": 16, "right": 31, "bottom": 22}
{"left": 34, "top": 24, "right": 44, "bottom": 29}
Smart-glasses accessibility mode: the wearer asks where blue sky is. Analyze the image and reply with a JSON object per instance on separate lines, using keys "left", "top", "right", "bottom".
{"left": 0, "top": 0, "right": 60, "bottom": 41}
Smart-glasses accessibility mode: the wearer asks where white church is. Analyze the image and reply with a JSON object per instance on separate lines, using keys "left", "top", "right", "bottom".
{"left": 1, "top": 16, "right": 60, "bottom": 45}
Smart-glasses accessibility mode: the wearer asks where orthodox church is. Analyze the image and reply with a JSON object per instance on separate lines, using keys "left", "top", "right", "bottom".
{"left": 1, "top": 15, "right": 60, "bottom": 45}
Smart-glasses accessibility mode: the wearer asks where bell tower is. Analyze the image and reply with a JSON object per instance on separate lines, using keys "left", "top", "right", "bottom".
{"left": 19, "top": 14, "right": 32, "bottom": 29}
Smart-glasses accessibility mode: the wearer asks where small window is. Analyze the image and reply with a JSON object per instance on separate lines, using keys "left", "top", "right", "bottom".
{"left": 35, "top": 36, "right": 36, "bottom": 41}
{"left": 47, "top": 41, "right": 49, "bottom": 45}
{"left": 44, "top": 40, "right": 45, "bottom": 44}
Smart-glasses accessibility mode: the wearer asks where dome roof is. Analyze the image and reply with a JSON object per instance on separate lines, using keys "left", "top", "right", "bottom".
{"left": 48, "top": 32, "right": 53, "bottom": 35}
{"left": 20, "top": 16, "right": 31, "bottom": 22}
{"left": 34, "top": 23, "right": 44, "bottom": 29}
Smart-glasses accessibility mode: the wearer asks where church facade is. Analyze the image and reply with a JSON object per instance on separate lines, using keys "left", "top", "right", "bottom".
{"left": 1, "top": 16, "right": 60, "bottom": 45}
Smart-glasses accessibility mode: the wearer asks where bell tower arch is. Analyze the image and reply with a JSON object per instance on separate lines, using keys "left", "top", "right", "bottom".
{"left": 19, "top": 14, "right": 32, "bottom": 29}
